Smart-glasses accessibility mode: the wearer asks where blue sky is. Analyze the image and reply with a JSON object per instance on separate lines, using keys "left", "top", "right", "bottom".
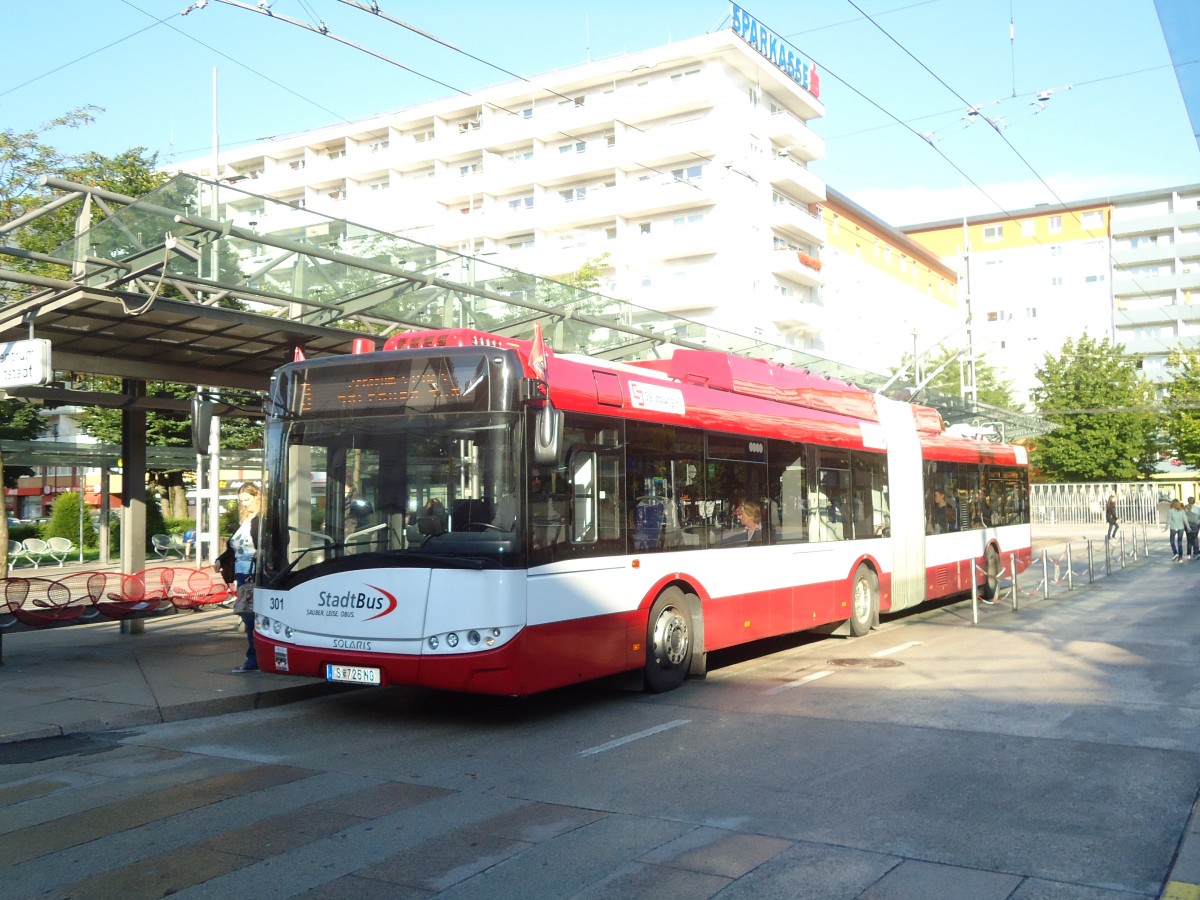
{"left": 3, "top": 0, "right": 1196, "bottom": 225}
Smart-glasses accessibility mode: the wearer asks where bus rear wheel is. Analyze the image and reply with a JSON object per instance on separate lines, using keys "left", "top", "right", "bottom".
{"left": 849, "top": 565, "right": 877, "bottom": 637}
{"left": 980, "top": 546, "right": 1001, "bottom": 600}
{"left": 644, "top": 587, "right": 693, "bottom": 693}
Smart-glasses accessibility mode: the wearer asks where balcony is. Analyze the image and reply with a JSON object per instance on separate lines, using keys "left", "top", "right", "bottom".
{"left": 536, "top": 189, "right": 621, "bottom": 230}
{"left": 614, "top": 72, "right": 720, "bottom": 127}
{"left": 1112, "top": 242, "right": 1177, "bottom": 266}
{"left": 619, "top": 177, "right": 712, "bottom": 218}
{"left": 1112, "top": 207, "right": 1200, "bottom": 236}
{"left": 627, "top": 224, "right": 722, "bottom": 262}
{"left": 764, "top": 156, "right": 825, "bottom": 205}
{"left": 763, "top": 295, "right": 825, "bottom": 333}
{"left": 616, "top": 120, "right": 719, "bottom": 171}
{"left": 767, "top": 200, "right": 825, "bottom": 245}
{"left": 769, "top": 249, "right": 825, "bottom": 287}
{"left": 763, "top": 110, "right": 826, "bottom": 162}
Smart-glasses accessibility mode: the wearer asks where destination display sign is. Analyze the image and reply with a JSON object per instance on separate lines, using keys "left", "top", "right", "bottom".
{"left": 0, "top": 339, "right": 52, "bottom": 388}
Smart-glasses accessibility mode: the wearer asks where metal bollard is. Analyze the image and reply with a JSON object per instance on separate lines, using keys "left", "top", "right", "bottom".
{"left": 1119, "top": 532, "right": 1125, "bottom": 569}
{"left": 1087, "top": 539, "right": 1095, "bottom": 584}
{"left": 1042, "top": 548, "right": 1050, "bottom": 600}
{"left": 970, "top": 562, "right": 978, "bottom": 624}
{"left": 1105, "top": 537, "right": 1112, "bottom": 576}
{"left": 1066, "top": 542, "right": 1074, "bottom": 591}
{"left": 1011, "top": 552, "right": 1019, "bottom": 610}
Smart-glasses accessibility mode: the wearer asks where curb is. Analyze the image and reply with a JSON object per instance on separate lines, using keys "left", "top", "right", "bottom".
{"left": 0, "top": 680, "right": 348, "bottom": 745}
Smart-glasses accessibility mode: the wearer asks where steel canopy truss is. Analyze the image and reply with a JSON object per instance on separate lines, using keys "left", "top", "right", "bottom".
{"left": 0, "top": 173, "right": 1050, "bottom": 439}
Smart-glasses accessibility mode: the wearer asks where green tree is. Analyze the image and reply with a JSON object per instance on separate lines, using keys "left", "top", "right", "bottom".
{"left": 44, "top": 490, "right": 97, "bottom": 550}
{"left": 1163, "top": 348, "right": 1200, "bottom": 470}
{"left": 0, "top": 106, "right": 103, "bottom": 296}
{"left": 1029, "top": 334, "right": 1159, "bottom": 481}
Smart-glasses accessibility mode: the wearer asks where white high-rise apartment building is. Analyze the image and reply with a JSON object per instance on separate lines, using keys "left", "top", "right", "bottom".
{"left": 1110, "top": 184, "right": 1200, "bottom": 382}
{"left": 179, "top": 14, "right": 956, "bottom": 376}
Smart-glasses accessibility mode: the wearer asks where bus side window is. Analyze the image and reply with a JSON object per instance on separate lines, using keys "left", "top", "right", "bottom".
{"left": 570, "top": 451, "right": 598, "bottom": 543}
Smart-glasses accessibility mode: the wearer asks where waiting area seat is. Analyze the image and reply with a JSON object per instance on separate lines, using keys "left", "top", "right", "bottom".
{"left": 15, "top": 538, "right": 50, "bottom": 569}
{"left": 46, "top": 537, "right": 74, "bottom": 567}
{"left": 151, "top": 533, "right": 186, "bottom": 560}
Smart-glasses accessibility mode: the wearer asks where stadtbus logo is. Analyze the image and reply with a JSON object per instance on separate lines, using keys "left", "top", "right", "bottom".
{"left": 316, "top": 585, "right": 398, "bottom": 620}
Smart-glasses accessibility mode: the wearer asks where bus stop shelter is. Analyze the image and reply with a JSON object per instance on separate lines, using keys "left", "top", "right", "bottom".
{"left": 0, "top": 173, "right": 1051, "bottom": 577}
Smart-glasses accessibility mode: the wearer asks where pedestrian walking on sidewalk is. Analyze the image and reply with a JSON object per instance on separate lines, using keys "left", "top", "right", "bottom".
{"left": 1105, "top": 494, "right": 1119, "bottom": 541}
{"left": 1185, "top": 497, "right": 1200, "bottom": 559}
{"left": 228, "top": 481, "right": 262, "bottom": 672}
{"left": 1167, "top": 499, "right": 1187, "bottom": 562}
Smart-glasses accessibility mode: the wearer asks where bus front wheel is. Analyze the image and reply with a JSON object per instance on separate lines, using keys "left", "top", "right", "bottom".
{"left": 645, "top": 588, "right": 693, "bottom": 693}
{"left": 849, "top": 565, "right": 877, "bottom": 637}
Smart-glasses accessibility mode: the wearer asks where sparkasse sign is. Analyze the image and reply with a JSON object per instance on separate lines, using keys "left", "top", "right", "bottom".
{"left": 730, "top": 4, "right": 820, "bottom": 99}
{"left": 0, "top": 339, "right": 52, "bottom": 388}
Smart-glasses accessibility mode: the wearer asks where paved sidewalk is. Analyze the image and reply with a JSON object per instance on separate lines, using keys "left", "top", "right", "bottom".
{"left": 0, "top": 603, "right": 337, "bottom": 745}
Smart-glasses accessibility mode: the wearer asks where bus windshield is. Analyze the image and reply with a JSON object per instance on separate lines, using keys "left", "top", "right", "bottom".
{"left": 260, "top": 409, "right": 524, "bottom": 586}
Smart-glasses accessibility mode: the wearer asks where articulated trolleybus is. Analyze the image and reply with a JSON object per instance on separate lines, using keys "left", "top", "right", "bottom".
{"left": 254, "top": 327, "right": 1030, "bottom": 696}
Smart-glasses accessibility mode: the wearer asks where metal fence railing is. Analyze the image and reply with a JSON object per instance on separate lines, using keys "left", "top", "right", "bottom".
{"left": 970, "top": 523, "right": 1154, "bottom": 622}
{"left": 1030, "top": 482, "right": 1163, "bottom": 527}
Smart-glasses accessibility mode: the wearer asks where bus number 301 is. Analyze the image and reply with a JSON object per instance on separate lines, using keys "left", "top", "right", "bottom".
{"left": 269, "top": 596, "right": 283, "bottom": 610}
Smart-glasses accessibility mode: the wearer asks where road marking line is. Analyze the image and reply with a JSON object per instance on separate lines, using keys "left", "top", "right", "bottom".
{"left": 873, "top": 640, "right": 923, "bottom": 657}
{"left": 765, "top": 669, "right": 834, "bottom": 695}
{"left": 578, "top": 719, "right": 691, "bottom": 756}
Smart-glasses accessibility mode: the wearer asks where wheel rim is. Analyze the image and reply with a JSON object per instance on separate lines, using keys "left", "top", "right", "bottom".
{"left": 987, "top": 550, "right": 1000, "bottom": 588}
{"left": 852, "top": 576, "right": 872, "bottom": 623}
{"left": 653, "top": 606, "right": 689, "bottom": 667}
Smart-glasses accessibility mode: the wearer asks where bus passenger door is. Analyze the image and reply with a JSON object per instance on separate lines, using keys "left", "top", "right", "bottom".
{"left": 876, "top": 397, "right": 926, "bottom": 610}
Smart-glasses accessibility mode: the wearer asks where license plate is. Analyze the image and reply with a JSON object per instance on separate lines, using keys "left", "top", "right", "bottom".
{"left": 326, "top": 664, "right": 381, "bottom": 685}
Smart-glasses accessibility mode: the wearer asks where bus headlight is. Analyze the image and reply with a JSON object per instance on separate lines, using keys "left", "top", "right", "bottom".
{"left": 467, "top": 630, "right": 481, "bottom": 645}
{"left": 273, "top": 620, "right": 282, "bottom": 634}
{"left": 284, "top": 626, "right": 294, "bottom": 639}
{"left": 446, "top": 632, "right": 459, "bottom": 648}
{"left": 428, "top": 636, "right": 439, "bottom": 650}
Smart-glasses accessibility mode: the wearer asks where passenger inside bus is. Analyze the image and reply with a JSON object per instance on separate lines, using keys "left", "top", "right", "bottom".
{"left": 721, "top": 499, "right": 763, "bottom": 545}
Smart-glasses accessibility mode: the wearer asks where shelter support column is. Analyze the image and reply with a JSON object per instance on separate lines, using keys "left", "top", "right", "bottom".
{"left": 120, "top": 379, "right": 147, "bottom": 635}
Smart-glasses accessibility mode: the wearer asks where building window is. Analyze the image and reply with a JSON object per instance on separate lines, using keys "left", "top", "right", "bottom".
{"left": 1081, "top": 210, "right": 1102, "bottom": 228}
{"left": 284, "top": 157, "right": 305, "bottom": 171}
{"left": 1048, "top": 215, "right": 1062, "bottom": 233}
{"left": 367, "top": 180, "right": 388, "bottom": 192}
{"left": 368, "top": 140, "right": 389, "bottom": 153}
{"left": 460, "top": 162, "right": 482, "bottom": 176}
{"left": 1021, "top": 219, "right": 1035, "bottom": 237}
{"left": 1026, "top": 307, "right": 1037, "bottom": 318}
{"left": 1085, "top": 274, "right": 1105, "bottom": 283}
{"left": 559, "top": 140, "right": 586, "bottom": 154}
{"left": 327, "top": 148, "right": 345, "bottom": 160}
{"left": 559, "top": 187, "right": 587, "bottom": 203}
{"left": 672, "top": 212, "right": 705, "bottom": 227}
{"left": 671, "top": 164, "right": 704, "bottom": 182}
{"left": 1051, "top": 276, "right": 1063, "bottom": 287}
{"left": 1050, "top": 245, "right": 1062, "bottom": 256}
{"left": 412, "top": 129, "right": 434, "bottom": 143}
{"left": 639, "top": 222, "right": 652, "bottom": 235}
{"left": 519, "top": 106, "right": 533, "bottom": 119}
{"left": 507, "top": 195, "right": 534, "bottom": 210}
{"left": 507, "top": 234, "right": 534, "bottom": 251}
{"left": 983, "top": 225, "right": 1003, "bottom": 242}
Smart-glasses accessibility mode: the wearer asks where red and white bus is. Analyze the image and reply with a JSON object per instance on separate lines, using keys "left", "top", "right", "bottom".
{"left": 254, "top": 327, "right": 1030, "bottom": 696}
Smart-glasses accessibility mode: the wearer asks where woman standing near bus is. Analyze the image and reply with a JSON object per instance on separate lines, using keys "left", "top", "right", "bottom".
{"left": 229, "top": 481, "right": 262, "bottom": 673}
